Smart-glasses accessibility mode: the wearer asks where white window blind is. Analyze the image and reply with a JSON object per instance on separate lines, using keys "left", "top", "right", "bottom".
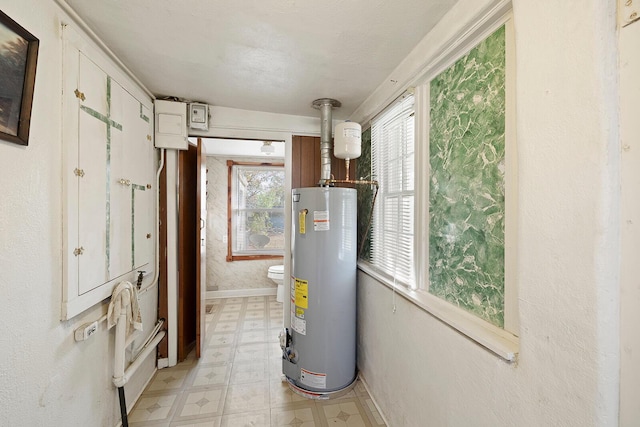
{"left": 370, "top": 94, "right": 415, "bottom": 286}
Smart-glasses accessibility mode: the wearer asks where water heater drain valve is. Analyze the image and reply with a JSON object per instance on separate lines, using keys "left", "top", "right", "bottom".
{"left": 279, "top": 328, "right": 291, "bottom": 349}
{"left": 279, "top": 328, "right": 298, "bottom": 363}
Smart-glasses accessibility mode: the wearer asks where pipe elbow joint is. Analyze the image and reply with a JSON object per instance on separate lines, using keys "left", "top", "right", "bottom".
{"left": 113, "top": 375, "right": 127, "bottom": 388}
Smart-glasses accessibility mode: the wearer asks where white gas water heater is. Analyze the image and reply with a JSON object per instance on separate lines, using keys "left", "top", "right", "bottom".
{"left": 281, "top": 98, "right": 368, "bottom": 399}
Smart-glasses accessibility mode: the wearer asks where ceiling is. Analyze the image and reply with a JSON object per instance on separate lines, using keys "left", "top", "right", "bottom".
{"left": 63, "top": 0, "right": 458, "bottom": 120}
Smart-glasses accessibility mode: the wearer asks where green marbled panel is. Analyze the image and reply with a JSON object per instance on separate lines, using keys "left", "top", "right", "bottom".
{"left": 428, "top": 26, "right": 506, "bottom": 327}
{"left": 357, "top": 127, "right": 373, "bottom": 261}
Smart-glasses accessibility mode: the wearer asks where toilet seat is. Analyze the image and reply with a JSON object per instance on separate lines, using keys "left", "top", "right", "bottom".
{"left": 268, "top": 264, "right": 284, "bottom": 280}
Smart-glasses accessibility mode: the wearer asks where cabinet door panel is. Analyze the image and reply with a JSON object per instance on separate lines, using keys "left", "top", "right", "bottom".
{"left": 78, "top": 114, "right": 108, "bottom": 293}
{"left": 77, "top": 57, "right": 109, "bottom": 294}
{"left": 121, "top": 83, "right": 154, "bottom": 270}
{"left": 109, "top": 80, "right": 134, "bottom": 279}
{"left": 79, "top": 54, "right": 107, "bottom": 116}
{"left": 109, "top": 122, "right": 132, "bottom": 280}
{"left": 133, "top": 184, "right": 152, "bottom": 269}
{"left": 133, "top": 112, "right": 154, "bottom": 270}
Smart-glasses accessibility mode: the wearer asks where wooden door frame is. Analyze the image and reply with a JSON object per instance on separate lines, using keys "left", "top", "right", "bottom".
{"left": 158, "top": 141, "right": 207, "bottom": 363}
{"left": 177, "top": 142, "right": 198, "bottom": 361}
{"left": 195, "top": 138, "right": 206, "bottom": 358}
{"left": 158, "top": 155, "right": 169, "bottom": 359}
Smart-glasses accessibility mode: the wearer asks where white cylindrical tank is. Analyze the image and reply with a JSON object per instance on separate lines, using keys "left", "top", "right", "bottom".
{"left": 283, "top": 187, "right": 357, "bottom": 397}
{"left": 334, "top": 121, "right": 362, "bottom": 160}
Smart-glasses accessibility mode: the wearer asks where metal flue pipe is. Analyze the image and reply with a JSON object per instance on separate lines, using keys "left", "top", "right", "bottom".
{"left": 312, "top": 98, "right": 341, "bottom": 183}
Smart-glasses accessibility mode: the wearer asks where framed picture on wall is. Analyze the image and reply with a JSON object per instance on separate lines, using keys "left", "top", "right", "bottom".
{"left": 0, "top": 10, "right": 38, "bottom": 146}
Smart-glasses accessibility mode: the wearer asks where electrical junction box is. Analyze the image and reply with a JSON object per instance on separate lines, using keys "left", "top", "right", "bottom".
{"left": 189, "top": 102, "right": 209, "bottom": 130}
{"left": 155, "top": 99, "right": 188, "bottom": 150}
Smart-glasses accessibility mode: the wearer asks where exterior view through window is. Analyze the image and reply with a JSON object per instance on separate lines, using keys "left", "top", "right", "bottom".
{"left": 229, "top": 162, "right": 285, "bottom": 259}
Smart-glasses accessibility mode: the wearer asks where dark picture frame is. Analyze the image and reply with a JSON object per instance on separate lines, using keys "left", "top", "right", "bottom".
{"left": 0, "top": 10, "right": 38, "bottom": 146}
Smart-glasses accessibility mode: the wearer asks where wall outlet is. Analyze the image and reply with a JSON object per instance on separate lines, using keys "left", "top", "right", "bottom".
{"left": 74, "top": 321, "right": 99, "bottom": 342}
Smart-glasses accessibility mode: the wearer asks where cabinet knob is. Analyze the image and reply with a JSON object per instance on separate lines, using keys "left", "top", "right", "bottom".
{"left": 119, "top": 178, "right": 131, "bottom": 186}
{"left": 74, "top": 89, "right": 86, "bottom": 101}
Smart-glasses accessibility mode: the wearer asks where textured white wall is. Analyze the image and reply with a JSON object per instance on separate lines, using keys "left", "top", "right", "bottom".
{"left": 357, "top": 0, "right": 620, "bottom": 426}
{"left": 206, "top": 156, "right": 281, "bottom": 291}
{"left": 619, "top": 15, "right": 640, "bottom": 427}
{"left": 0, "top": 1, "right": 156, "bottom": 425}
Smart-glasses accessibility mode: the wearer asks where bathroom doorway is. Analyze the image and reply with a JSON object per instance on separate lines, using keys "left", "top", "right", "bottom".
{"left": 203, "top": 138, "right": 286, "bottom": 298}
{"left": 159, "top": 133, "right": 294, "bottom": 366}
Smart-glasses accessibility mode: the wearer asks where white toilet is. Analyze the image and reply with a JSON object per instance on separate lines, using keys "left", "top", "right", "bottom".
{"left": 268, "top": 265, "right": 285, "bottom": 303}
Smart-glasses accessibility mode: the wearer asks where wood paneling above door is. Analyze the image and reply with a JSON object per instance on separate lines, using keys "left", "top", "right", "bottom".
{"left": 291, "top": 135, "right": 357, "bottom": 189}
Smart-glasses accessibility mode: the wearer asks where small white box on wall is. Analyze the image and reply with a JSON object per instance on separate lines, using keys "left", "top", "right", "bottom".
{"left": 155, "top": 99, "right": 188, "bottom": 150}
{"left": 189, "top": 102, "right": 209, "bottom": 130}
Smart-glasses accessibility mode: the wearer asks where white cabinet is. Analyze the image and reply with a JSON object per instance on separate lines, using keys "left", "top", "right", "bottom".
{"left": 62, "top": 25, "right": 155, "bottom": 319}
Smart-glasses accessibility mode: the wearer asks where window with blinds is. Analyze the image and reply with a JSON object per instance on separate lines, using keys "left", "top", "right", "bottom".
{"left": 370, "top": 94, "right": 415, "bottom": 287}
{"left": 361, "top": 14, "right": 518, "bottom": 359}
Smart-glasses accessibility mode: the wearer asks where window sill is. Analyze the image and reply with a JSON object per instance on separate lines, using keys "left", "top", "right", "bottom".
{"left": 357, "top": 262, "right": 519, "bottom": 362}
{"left": 226, "top": 254, "right": 284, "bottom": 262}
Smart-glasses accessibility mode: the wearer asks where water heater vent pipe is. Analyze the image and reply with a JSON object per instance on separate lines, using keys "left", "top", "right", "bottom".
{"left": 310, "top": 98, "right": 379, "bottom": 257}
{"left": 312, "top": 98, "right": 341, "bottom": 183}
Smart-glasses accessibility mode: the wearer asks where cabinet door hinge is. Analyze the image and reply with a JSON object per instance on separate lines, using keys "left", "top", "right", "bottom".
{"left": 73, "top": 247, "right": 84, "bottom": 256}
{"left": 74, "top": 168, "right": 85, "bottom": 177}
{"left": 621, "top": 0, "right": 640, "bottom": 26}
{"left": 74, "top": 89, "right": 86, "bottom": 101}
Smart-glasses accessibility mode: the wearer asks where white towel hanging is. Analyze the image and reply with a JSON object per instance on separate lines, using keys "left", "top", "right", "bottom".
{"left": 107, "top": 281, "right": 143, "bottom": 332}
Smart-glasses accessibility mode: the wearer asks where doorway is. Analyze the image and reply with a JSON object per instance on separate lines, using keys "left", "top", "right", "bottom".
{"left": 204, "top": 138, "right": 286, "bottom": 298}
{"left": 159, "top": 133, "right": 296, "bottom": 367}
{"left": 158, "top": 139, "right": 207, "bottom": 363}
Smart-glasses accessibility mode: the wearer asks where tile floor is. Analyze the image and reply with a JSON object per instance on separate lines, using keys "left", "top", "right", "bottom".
{"left": 128, "top": 296, "right": 386, "bottom": 426}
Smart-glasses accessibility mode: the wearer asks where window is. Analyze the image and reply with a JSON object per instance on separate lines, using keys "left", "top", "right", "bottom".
{"left": 370, "top": 93, "right": 415, "bottom": 287}
{"left": 427, "top": 24, "right": 512, "bottom": 329}
{"left": 227, "top": 161, "right": 285, "bottom": 261}
{"left": 361, "top": 16, "right": 518, "bottom": 359}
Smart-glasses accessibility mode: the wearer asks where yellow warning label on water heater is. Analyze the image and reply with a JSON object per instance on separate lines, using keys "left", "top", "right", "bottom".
{"left": 295, "top": 278, "right": 308, "bottom": 309}
{"left": 299, "top": 210, "right": 307, "bottom": 234}
{"left": 295, "top": 307, "right": 305, "bottom": 319}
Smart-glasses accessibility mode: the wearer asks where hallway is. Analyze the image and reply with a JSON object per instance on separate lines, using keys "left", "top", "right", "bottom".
{"left": 128, "top": 296, "right": 386, "bottom": 426}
